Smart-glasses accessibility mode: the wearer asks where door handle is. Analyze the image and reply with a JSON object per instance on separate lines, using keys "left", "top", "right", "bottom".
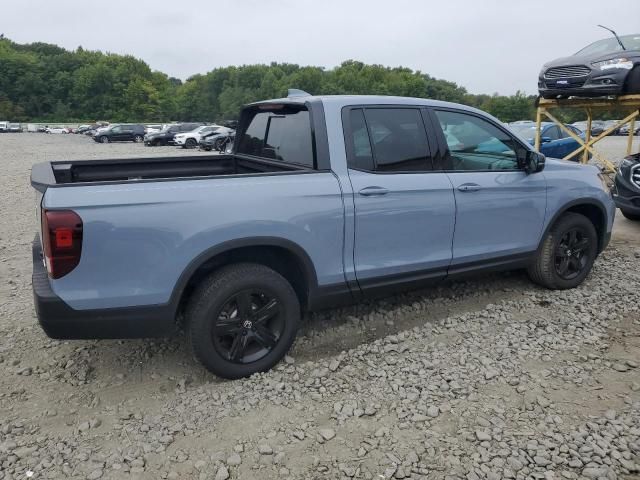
{"left": 359, "top": 186, "right": 389, "bottom": 197}
{"left": 457, "top": 183, "right": 481, "bottom": 192}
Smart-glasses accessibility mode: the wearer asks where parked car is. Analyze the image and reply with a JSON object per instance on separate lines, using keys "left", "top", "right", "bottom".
{"left": 0, "top": 121, "right": 9, "bottom": 132}
{"left": 601, "top": 120, "right": 621, "bottom": 135}
{"left": 75, "top": 125, "right": 92, "bottom": 134}
{"left": 539, "top": 32, "right": 640, "bottom": 98}
{"left": 618, "top": 122, "right": 640, "bottom": 136}
{"left": 30, "top": 92, "right": 615, "bottom": 379}
{"left": 26, "top": 124, "right": 39, "bottom": 133}
{"left": 8, "top": 123, "right": 22, "bottom": 133}
{"left": 571, "top": 121, "right": 605, "bottom": 137}
{"left": 174, "top": 125, "right": 222, "bottom": 149}
{"left": 45, "top": 126, "right": 69, "bottom": 134}
{"left": 144, "top": 124, "right": 163, "bottom": 135}
{"left": 93, "top": 124, "right": 145, "bottom": 143}
{"left": 199, "top": 128, "right": 235, "bottom": 151}
{"left": 509, "top": 122, "right": 586, "bottom": 159}
{"left": 143, "top": 123, "right": 203, "bottom": 146}
{"left": 613, "top": 152, "right": 640, "bottom": 220}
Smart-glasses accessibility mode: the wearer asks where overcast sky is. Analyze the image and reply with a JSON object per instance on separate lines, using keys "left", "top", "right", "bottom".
{"left": 2, "top": 0, "right": 639, "bottom": 95}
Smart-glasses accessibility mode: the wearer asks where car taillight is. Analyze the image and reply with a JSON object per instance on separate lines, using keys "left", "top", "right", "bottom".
{"left": 41, "top": 210, "right": 83, "bottom": 279}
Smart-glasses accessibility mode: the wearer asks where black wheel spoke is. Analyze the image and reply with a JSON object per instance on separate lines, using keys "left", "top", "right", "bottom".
{"left": 573, "top": 238, "right": 589, "bottom": 252}
{"left": 569, "top": 229, "right": 578, "bottom": 246}
{"left": 253, "top": 325, "right": 278, "bottom": 349}
{"left": 215, "top": 320, "right": 241, "bottom": 336}
{"left": 235, "top": 291, "right": 253, "bottom": 318}
{"left": 253, "top": 298, "right": 279, "bottom": 325}
{"left": 228, "top": 333, "right": 248, "bottom": 361}
{"left": 557, "top": 257, "right": 569, "bottom": 275}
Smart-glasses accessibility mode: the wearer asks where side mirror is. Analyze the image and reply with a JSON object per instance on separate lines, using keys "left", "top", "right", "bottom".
{"left": 518, "top": 149, "right": 545, "bottom": 173}
{"left": 541, "top": 136, "right": 552, "bottom": 143}
{"left": 527, "top": 151, "right": 545, "bottom": 173}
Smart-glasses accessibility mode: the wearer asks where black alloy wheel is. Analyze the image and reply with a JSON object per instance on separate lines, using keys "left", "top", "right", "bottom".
{"left": 186, "top": 263, "right": 300, "bottom": 379}
{"left": 553, "top": 228, "right": 591, "bottom": 280}
{"left": 212, "top": 290, "right": 283, "bottom": 364}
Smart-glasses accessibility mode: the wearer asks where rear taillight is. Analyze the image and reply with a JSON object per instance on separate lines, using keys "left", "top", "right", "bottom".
{"left": 41, "top": 210, "right": 83, "bottom": 279}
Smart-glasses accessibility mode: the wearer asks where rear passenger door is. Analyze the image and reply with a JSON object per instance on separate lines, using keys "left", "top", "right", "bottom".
{"left": 344, "top": 107, "right": 456, "bottom": 293}
{"left": 429, "top": 108, "right": 547, "bottom": 269}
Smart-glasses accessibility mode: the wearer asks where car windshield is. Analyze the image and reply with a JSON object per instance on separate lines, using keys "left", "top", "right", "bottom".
{"left": 575, "top": 34, "right": 640, "bottom": 55}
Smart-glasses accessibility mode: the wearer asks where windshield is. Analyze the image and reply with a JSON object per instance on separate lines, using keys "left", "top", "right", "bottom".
{"left": 576, "top": 34, "right": 640, "bottom": 55}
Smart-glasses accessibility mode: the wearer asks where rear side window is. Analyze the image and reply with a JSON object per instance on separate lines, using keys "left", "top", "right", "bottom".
{"left": 345, "top": 108, "right": 432, "bottom": 172}
{"left": 237, "top": 106, "right": 315, "bottom": 168}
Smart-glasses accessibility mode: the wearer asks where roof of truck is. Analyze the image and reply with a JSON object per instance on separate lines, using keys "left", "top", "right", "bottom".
{"left": 248, "top": 92, "right": 486, "bottom": 116}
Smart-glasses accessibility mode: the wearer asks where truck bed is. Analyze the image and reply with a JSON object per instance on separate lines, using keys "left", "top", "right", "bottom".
{"left": 31, "top": 154, "right": 307, "bottom": 192}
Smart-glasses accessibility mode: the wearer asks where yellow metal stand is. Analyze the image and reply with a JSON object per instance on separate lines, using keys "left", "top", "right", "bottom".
{"left": 535, "top": 94, "right": 640, "bottom": 173}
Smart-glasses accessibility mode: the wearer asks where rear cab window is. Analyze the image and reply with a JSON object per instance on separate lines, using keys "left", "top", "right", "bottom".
{"left": 236, "top": 104, "right": 315, "bottom": 168}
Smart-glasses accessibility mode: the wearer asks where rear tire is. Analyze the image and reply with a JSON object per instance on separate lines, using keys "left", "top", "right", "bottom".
{"left": 186, "top": 263, "right": 300, "bottom": 379}
{"left": 133, "top": 134, "right": 143, "bottom": 143}
{"left": 527, "top": 212, "right": 597, "bottom": 289}
{"left": 624, "top": 66, "right": 640, "bottom": 94}
{"left": 620, "top": 209, "right": 640, "bottom": 221}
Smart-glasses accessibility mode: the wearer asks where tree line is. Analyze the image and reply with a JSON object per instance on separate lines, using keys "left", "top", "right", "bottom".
{"left": 0, "top": 36, "right": 612, "bottom": 125}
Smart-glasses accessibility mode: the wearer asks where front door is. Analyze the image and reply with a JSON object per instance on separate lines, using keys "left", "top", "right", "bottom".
{"left": 430, "top": 108, "right": 547, "bottom": 269}
{"left": 344, "top": 107, "right": 456, "bottom": 293}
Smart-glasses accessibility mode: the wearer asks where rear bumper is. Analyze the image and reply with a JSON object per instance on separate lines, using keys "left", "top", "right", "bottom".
{"left": 32, "top": 238, "right": 176, "bottom": 339}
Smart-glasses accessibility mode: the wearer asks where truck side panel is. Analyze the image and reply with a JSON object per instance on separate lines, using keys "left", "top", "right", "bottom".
{"left": 43, "top": 172, "right": 346, "bottom": 310}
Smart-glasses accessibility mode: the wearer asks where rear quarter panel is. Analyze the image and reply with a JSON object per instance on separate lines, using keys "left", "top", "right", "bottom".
{"left": 43, "top": 173, "right": 345, "bottom": 309}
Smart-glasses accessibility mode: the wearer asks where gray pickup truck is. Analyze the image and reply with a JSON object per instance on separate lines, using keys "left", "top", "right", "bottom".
{"left": 31, "top": 91, "right": 615, "bottom": 378}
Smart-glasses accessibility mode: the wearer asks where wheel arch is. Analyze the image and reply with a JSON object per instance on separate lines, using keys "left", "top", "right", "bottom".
{"left": 170, "top": 237, "right": 319, "bottom": 318}
{"left": 540, "top": 199, "right": 608, "bottom": 254}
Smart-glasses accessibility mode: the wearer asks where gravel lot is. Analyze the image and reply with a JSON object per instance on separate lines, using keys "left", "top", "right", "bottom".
{"left": 0, "top": 133, "right": 639, "bottom": 480}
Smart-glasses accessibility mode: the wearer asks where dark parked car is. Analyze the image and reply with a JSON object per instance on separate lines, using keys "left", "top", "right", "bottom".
{"left": 144, "top": 123, "right": 203, "bottom": 146}
{"left": 613, "top": 153, "right": 640, "bottom": 220}
{"left": 572, "top": 121, "right": 605, "bottom": 137}
{"left": 618, "top": 123, "right": 640, "bottom": 136}
{"left": 539, "top": 33, "right": 640, "bottom": 98}
{"left": 509, "top": 123, "right": 586, "bottom": 159}
{"left": 93, "top": 124, "right": 145, "bottom": 143}
{"left": 199, "top": 128, "right": 235, "bottom": 151}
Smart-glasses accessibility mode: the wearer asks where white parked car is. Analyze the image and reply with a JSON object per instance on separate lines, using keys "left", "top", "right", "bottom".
{"left": 174, "top": 125, "right": 221, "bottom": 148}
{"left": 45, "top": 126, "right": 69, "bottom": 134}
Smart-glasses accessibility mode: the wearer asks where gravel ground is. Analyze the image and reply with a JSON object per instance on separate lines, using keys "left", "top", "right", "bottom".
{"left": 0, "top": 133, "right": 639, "bottom": 480}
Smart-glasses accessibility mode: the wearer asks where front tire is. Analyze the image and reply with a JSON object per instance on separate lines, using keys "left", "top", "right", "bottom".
{"left": 99, "top": 136, "right": 109, "bottom": 143}
{"left": 620, "top": 209, "right": 640, "bottom": 221}
{"left": 186, "top": 263, "right": 300, "bottom": 379}
{"left": 185, "top": 138, "right": 197, "bottom": 149}
{"left": 624, "top": 66, "right": 640, "bottom": 94}
{"left": 527, "top": 212, "right": 597, "bottom": 289}
{"left": 133, "top": 134, "right": 143, "bottom": 143}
